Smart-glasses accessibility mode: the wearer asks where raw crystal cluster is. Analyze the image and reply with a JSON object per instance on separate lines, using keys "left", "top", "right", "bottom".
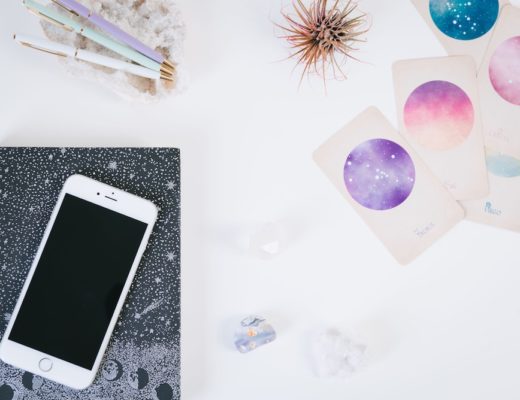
{"left": 311, "top": 329, "right": 366, "bottom": 378}
{"left": 41, "top": 0, "right": 186, "bottom": 102}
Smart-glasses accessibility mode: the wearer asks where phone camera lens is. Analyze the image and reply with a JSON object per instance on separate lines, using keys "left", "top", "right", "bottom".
{"left": 97, "top": 192, "right": 100, "bottom": 195}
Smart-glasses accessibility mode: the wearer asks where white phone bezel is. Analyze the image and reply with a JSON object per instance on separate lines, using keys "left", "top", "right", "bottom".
{"left": 0, "top": 174, "right": 158, "bottom": 390}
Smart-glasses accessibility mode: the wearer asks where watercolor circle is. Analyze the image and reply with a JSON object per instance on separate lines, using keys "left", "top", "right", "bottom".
{"left": 489, "top": 36, "right": 520, "bottom": 106}
{"left": 429, "top": 0, "right": 499, "bottom": 40}
{"left": 404, "top": 80, "right": 474, "bottom": 150}
{"left": 486, "top": 153, "right": 520, "bottom": 178}
{"left": 343, "top": 139, "right": 415, "bottom": 211}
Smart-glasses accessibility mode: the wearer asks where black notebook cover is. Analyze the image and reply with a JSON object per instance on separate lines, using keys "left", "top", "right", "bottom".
{"left": 0, "top": 147, "right": 181, "bottom": 400}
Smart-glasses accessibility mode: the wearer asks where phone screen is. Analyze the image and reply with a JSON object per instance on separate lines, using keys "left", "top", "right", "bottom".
{"left": 9, "top": 193, "right": 148, "bottom": 370}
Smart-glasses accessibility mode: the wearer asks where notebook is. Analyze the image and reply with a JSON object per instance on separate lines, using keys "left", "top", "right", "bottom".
{"left": 0, "top": 147, "right": 181, "bottom": 400}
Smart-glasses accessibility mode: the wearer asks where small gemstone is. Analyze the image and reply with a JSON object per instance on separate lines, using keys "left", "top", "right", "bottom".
{"left": 249, "top": 222, "right": 287, "bottom": 258}
{"left": 234, "top": 316, "right": 276, "bottom": 353}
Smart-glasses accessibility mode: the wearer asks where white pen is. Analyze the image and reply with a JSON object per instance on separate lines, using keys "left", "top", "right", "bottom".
{"left": 13, "top": 33, "right": 173, "bottom": 82}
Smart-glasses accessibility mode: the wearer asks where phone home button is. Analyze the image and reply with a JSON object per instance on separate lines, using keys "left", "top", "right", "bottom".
{"left": 38, "top": 358, "right": 53, "bottom": 372}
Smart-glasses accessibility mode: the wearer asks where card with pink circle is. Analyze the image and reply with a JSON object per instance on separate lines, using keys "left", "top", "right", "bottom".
{"left": 393, "top": 56, "right": 488, "bottom": 201}
{"left": 477, "top": 5, "right": 520, "bottom": 158}
{"left": 313, "top": 107, "right": 464, "bottom": 265}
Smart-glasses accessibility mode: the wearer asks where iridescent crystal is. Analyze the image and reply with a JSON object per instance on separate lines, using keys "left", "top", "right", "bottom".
{"left": 311, "top": 329, "right": 366, "bottom": 378}
{"left": 234, "top": 316, "right": 276, "bottom": 353}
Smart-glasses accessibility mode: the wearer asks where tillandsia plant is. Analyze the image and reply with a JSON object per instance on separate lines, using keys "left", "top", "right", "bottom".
{"left": 278, "top": 0, "right": 368, "bottom": 85}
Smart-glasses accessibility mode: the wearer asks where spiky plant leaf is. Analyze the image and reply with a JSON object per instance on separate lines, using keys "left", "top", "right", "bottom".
{"left": 278, "top": 0, "right": 368, "bottom": 85}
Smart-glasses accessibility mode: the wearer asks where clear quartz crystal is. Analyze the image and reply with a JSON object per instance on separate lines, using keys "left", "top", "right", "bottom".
{"left": 234, "top": 316, "right": 277, "bottom": 353}
{"left": 248, "top": 222, "right": 286, "bottom": 259}
{"left": 311, "top": 329, "right": 366, "bottom": 378}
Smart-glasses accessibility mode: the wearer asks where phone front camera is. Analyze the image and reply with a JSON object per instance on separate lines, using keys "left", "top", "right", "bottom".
{"left": 97, "top": 192, "right": 100, "bottom": 195}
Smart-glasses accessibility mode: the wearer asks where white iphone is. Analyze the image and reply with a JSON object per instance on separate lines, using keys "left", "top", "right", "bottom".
{"left": 0, "top": 174, "right": 158, "bottom": 390}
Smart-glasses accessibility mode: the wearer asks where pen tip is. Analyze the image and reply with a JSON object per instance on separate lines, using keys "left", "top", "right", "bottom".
{"left": 162, "top": 59, "right": 176, "bottom": 70}
{"left": 13, "top": 33, "right": 16, "bottom": 40}
{"left": 160, "top": 73, "right": 175, "bottom": 83}
{"left": 160, "top": 65, "right": 175, "bottom": 76}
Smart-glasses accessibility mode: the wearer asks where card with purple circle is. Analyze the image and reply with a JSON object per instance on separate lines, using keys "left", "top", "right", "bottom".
{"left": 477, "top": 5, "right": 520, "bottom": 159}
{"left": 410, "top": 0, "right": 507, "bottom": 66}
{"left": 313, "top": 107, "right": 464, "bottom": 265}
{"left": 393, "top": 56, "right": 488, "bottom": 200}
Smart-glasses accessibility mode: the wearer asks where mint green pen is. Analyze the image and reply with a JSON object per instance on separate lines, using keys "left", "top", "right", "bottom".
{"left": 23, "top": 0, "right": 174, "bottom": 76}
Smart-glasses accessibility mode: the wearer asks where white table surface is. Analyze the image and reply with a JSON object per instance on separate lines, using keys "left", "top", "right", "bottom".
{"left": 2, "top": 1, "right": 520, "bottom": 399}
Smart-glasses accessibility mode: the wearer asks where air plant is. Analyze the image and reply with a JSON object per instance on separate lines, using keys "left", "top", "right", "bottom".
{"left": 278, "top": 0, "right": 368, "bottom": 84}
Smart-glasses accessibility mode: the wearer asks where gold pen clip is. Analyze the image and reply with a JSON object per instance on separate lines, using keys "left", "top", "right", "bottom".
{"left": 49, "top": 0, "right": 79, "bottom": 16}
{"left": 26, "top": 8, "right": 73, "bottom": 32}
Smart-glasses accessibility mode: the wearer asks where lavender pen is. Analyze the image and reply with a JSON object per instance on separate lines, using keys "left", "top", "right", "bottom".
{"left": 51, "top": 0, "right": 175, "bottom": 74}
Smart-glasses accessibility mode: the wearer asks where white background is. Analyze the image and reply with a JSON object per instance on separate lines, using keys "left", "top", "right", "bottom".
{"left": 2, "top": 1, "right": 520, "bottom": 399}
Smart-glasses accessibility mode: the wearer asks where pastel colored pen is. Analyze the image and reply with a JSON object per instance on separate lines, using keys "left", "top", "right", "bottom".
{"left": 50, "top": 0, "right": 175, "bottom": 71}
{"left": 13, "top": 33, "right": 173, "bottom": 81}
{"left": 23, "top": 0, "right": 174, "bottom": 76}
